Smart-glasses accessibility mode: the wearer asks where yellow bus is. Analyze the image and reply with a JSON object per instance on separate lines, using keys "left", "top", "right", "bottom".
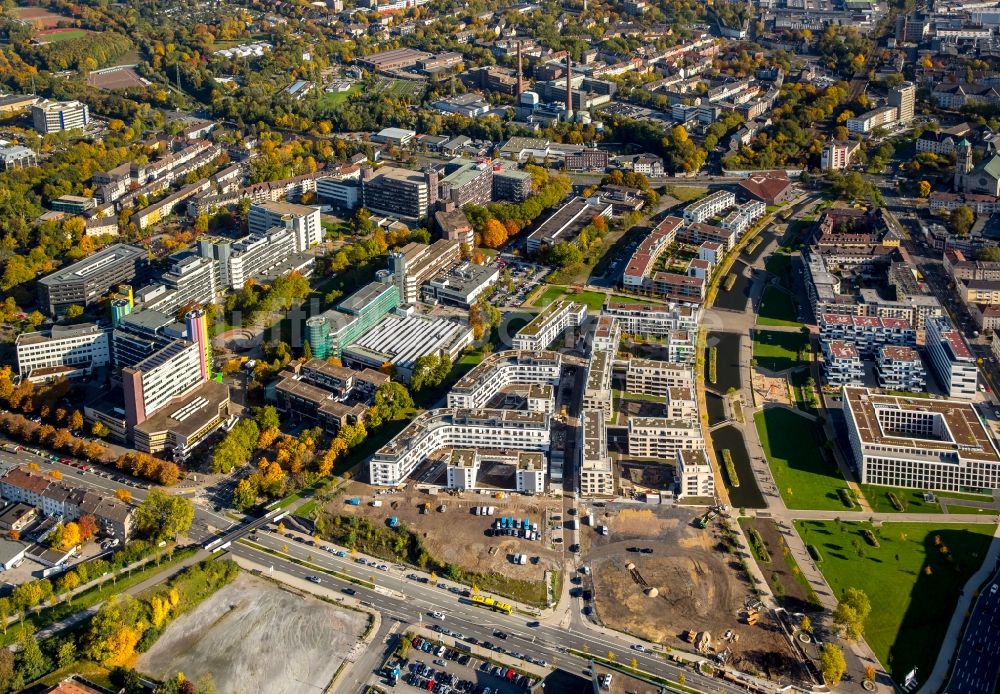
{"left": 470, "top": 594, "right": 513, "bottom": 615}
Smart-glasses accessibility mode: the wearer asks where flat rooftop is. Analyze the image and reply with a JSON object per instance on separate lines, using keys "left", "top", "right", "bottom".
{"left": 844, "top": 386, "right": 1000, "bottom": 462}
{"left": 39, "top": 243, "right": 145, "bottom": 287}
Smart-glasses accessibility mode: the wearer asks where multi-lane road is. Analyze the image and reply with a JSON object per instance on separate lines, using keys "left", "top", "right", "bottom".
{"left": 229, "top": 526, "right": 756, "bottom": 694}
{"left": 945, "top": 571, "right": 1000, "bottom": 694}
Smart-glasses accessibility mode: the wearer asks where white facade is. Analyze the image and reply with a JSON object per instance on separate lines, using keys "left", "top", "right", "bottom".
{"left": 248, "top": 202, "right": 322, "bottom": 253}
{"left": 447, "top": 351, "right": 561, "bottom": 409}
{"left": 627, "top": 417, "right": 704, "bottom": 458}
{"left": 512, "top": 301, "right": 588, "bottom": 351}
{"left": 822, "top": 340, "right": 864, "bottom": 387}
{"left": 579, "top": 410, "right": 614, "bottom": 497}
{"left": 582, "top": 349, "right": 614, "bottom": 421}
{"left": 226, "top": 228, "right": 298, "bottom": 290}
{"left": 15, "top": 324, "right": 110, "bottom": 382}
{"left": 140, "top": 255, "right": 218, "bottom": 316}
{"left": 603, "top": 302, "right": 699, "bottom": 337}
{"left": 843, "top": 387, "right": 1000, "bottom": 492}
{"left": 846, "top": 106, "right": 897, "bottom": 135}
{"left": 925, "top": 316, "right": 978, "bottom": 398}
{"left": 515, "top": 452, "right": 546, "bottom": 493}
{"left": 682, "top": 190, "right": 736, "bottom": 224}
{"left": 625, "top": 358, "right": 694, "bottom": 397}
{"left": 592, "top": 315, "right": 621, "bottom": 354}
{"left": 821, "top": 141, "right": 860, "bottom": 171}
{"left": 876, "top": 345, "right": 926, "bottom": 392}
{"left": 369, "top": 409, "right": 550, "bottom": 486}
{"left": 31, "top": 99, "right": 89, "bottom": 134}
{"left": 446, "top": 449, "right": 479, "bottom": 490}
{"left": 719, "top": 199, "right": 766, "bottom": 237}
{"left": 677, "top": 449, "right": 714, "bottom": 498}
{"left": 133, "top": 340, "right": 204, "bottom": 417}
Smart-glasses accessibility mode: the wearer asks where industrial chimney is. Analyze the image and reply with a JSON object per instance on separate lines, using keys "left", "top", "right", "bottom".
{"left": 565, "top": 53, "right": 574, "bottom": 118}
{"left": 516, "top": 41, "right": 524, "bottom": 96}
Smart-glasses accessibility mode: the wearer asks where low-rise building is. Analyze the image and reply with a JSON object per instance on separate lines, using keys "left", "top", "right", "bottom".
{"left": 682, "top": 190, "right": 736, "bottom": 224}
{"left": 447, "top": 351, "right": 561, "bottom": 410}
{"left": 526, "top": 197, "right": 613, "bottom": 255}
{"left": 422, "top": 261, "right": 498, "bottom": 307}
{"left": 625, "top": 358, "right": 694, "bottom": 396}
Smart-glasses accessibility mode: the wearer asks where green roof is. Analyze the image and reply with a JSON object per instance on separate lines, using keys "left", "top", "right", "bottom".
{"left": 972, "top": 153, "right": 1000, "bottom": 180}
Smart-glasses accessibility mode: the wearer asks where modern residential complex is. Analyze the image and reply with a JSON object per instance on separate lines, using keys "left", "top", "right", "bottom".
{"left": 447, "top": 351, "right": 562, "bottom": 409}
{"left": 626, "top": 417, "right": 705, "bottom": 458}
{"left": 676, "top": 449, "right": 715, "bottom": 499}
{"left": 625, "top": 358, "right": 694, "bottom": 397}
{"left": 876, "top": 345, "right": 927, "bottom": 392}
{"left": 512, "top": 300, "right": 588, "bottom": 351}
{"left": 369, "top": 409, "right": 551, "bottom": 486}
{"left": 602, "top": 301, "right": 698, "bottom": 338}
{"left": 682, "top": 190, "right": 736, "bottom": 224}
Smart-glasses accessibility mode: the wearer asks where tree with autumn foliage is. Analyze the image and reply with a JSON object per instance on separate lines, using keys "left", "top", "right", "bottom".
{"left": 481, "top": 218, "right": 508, "bottom": 249}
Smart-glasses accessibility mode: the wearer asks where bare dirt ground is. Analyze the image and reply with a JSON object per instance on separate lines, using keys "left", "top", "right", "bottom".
{"left": 752, "top": 371, "right": 792, "bottom": 406}
{"left": 333, "top": 481, "right": 564, "bottom": 581}
{"left": 137, "top": 573, "right": 366, "bottom": 693}
{"left": 587, "top": 507, "right": 802, "bottom": 681}
{"left": 87, "top": 66, "right": 149, "bottom": 90}
{"left": 13, "top": 6, "right": 68, "bottom": 26}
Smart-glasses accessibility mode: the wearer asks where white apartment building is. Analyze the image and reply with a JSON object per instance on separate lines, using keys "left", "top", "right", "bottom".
{"left": 819, "top": 314, "right": 916, "bottom": 357}
{"left": 226, "top": 227, "right": 299, "bottom": 290}
{"left": 822, "top": 340, "right": 864, "bottom": 387}
{"left": 579, "top": 410, "right": 614, "bottom": 497}
{"left": 719, "top": 199, "right": 766, "bottom": 237}
{"left": 512, "top": 300, "right": 588, "bottom": 351}
{"left": 843, "top": 387, "right": 1000, "bottom": 492}
{"left": 602, "top": 301, "right": 699, "bottom": 337}
{"left": 677, "top": 449, "right": 715, "bottom": 499}
{"left": 889, "top": 82, "right": 916, "bottom": 124}
{"left": 516, "top": 451, "right": 546, "bottom": 493}
{"left": 369, "top": 409, "right": 550, "bottom": 486}
{"left": 627, "top": 417, "right": 704, "bottom": 458}
{"left": 876, "top": 345, "right": 926, "bottom": 392}
{"left": 248, "top": 202, "right": 323, "bottom": 253}
{"left": 925, "top": 316, "right": 978, "bottom": 398}
{"left": 31, "top": 99, "right": 89, "bottom": 134}
{"left": 682, "top": 190, "right": 736, "bottom": 224}
{"left": 846, "top": 106, "right": 898, "bottom": 135}
{"left": 447, "top": 449, "right": 479, "bottom": 489}
{"left": 621, "top": 216, "right": 683, "bottom": 291}
{"left": 821, "top": 140, "right": 861, "bottom": 171}
{"left": 15, "top": 323, "right": 110, "bottom": 382}
{"left": 666, "top": 386, "right": 698, "bottom": 419}
{"left": 582, "top": 349, "right": 614, "bottom": 421}
{"left": 592, "top": 315, "right": 621, "bottom": 354}
{"left": 528, "top": 384, "right": 555, "bottom": 414}
{"left": 625, "top": 358, "right": 694, "bottom": 397}
{"left": 316, "top": 172, "right": 361, "bottom": 210}
{"left": 447, "top": 350, "right": 562, "bottom": 409}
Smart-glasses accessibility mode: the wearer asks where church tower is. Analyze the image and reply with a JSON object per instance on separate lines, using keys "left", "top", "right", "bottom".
{"left": 955, "top": 138, "right": 973, "bottom": 192}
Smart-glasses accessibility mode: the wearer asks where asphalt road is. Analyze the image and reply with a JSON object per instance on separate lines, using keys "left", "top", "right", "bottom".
{"left": 944, "top": 572, "right": 1000, "bottom": 694}
{"left": 229, "top": 528, "right": 752, "bottom": 694}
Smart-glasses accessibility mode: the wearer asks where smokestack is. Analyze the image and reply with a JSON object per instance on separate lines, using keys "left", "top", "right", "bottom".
{"left": 565, "top": 53, "right": 573, "bottom": 117}
{"left": 516, "top": 41, "right": 524, "bottom": 96}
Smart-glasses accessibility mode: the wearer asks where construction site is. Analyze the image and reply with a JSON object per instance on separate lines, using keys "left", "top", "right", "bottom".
{"left": 317, "top": 481, "right": 564, "bottom": 586}
{"left": 585, "top": 505, "right": 804, "bottom": 682}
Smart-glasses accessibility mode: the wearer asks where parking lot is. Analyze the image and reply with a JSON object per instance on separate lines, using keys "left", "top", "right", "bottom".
{"left": 487, "top": 256, "right": 549, "bottom": 308}
{"left": 389, "top": 632, "right": 540, "bottom": 694}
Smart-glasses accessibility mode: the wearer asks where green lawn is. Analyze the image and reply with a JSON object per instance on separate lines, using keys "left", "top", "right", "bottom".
{"left": 757, "top": 286, "right": 801, "bottom": 327}
{"left": 860, "top": 485, "right": 944, "bottom": 514}
{"left": 37, "top": 29, "right": 89, "bottom": 42}
{"left": 664, "top": 185, "right": 709, "bottom": 203}
{"left": 317, "top": 84, "right": 363, "bottom": 111}
{"left": 752, "top": 329, "right": 809, "bottom": 372}
{"left": 534, "top": 285, "right": 663, "bottom": 312}
{"left": 794, "top": 520, "right": 996, "bottom": 685}
{"left": 944, "top": 505, "right": 999, "bottom": 515}
{"left": 754, "top": 407, "right": 848, "bottom": 510}
{"left": 764, "top": 253, "right": 794, "bottom": 290}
